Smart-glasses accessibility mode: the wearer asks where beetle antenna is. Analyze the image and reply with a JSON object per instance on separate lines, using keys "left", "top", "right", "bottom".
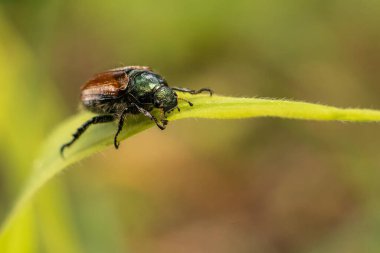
{"left": 178, "top": 98, "right": 193, "bottom": 106}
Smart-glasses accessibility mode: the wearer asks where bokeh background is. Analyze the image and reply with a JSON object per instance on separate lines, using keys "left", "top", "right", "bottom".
{"left": 1, "top": 0, "right": 380, "bottom": 252}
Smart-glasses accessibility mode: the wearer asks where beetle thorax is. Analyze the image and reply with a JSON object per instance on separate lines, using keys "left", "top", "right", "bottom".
{"left": 127, "top": 70, "right": 168, "bottom": 108}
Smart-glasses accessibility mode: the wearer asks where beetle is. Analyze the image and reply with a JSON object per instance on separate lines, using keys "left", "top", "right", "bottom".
{"left": 60, "top": 66, "right": 212, "bottom": 156}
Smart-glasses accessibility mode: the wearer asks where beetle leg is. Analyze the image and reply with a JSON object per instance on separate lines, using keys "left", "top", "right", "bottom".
{"left": 159, "top": 110, "right": 169, "bottom": 126}
{"left": 131, "top": 103, "right": 166, "bottom": 130}
{"left": 161, "top": 119, "right": 169, "bottom": 126}
{"left": 178, "top": 98, "right": 193, "bottom": 106}
{"left": 60, "top": 115, "right": 115, "bottom": 157}
{"left": 113, "top": 110, "right": 129, "bottom": 149}
{"left": 171, "top": 87, "right": 213, "bottom": 96}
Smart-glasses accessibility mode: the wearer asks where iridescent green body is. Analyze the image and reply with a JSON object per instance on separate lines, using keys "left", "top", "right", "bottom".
{"left": 126, "top": 70, "right": 178, "bottom": 113}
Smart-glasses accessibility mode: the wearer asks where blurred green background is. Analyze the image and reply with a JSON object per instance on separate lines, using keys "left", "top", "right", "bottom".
{"left": 1, "top": 0, "right": 380, "bottom": 252}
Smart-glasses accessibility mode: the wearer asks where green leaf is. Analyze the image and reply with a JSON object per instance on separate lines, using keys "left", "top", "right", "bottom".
{"left": 2, "top": 93, "right": 380, "bottom": 239}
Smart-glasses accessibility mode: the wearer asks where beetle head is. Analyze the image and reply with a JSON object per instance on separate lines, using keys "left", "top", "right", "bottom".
{"left": 153, "top": 86, "right": 178, "bottom": 112}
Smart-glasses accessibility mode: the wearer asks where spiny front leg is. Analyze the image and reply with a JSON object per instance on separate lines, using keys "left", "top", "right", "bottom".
{"left": 171, "top": 87, "right": 213, "bottom": 96}
{"left": 131, "top": 103, "right": 166, "bottom": 130}
{"left": 60, "top": 114, "right": 115, "bottom": 157}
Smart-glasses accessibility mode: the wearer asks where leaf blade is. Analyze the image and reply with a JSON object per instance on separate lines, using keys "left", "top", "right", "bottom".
{"left": 2, "top": 94, "right": 380, "bottom": 238}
